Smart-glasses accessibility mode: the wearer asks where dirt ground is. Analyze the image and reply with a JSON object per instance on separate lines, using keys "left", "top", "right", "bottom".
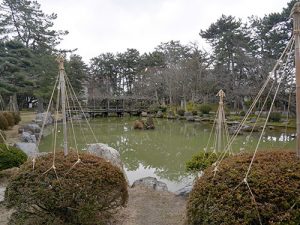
{"left": 115, "top": 186, "right": 187, "bottom": 225}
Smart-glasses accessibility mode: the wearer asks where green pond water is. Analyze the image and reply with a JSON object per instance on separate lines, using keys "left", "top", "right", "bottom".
{"left": 39, "top": 117, "right": 296, "bottom": 191}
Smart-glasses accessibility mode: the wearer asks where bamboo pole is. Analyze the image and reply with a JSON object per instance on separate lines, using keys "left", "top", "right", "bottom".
{"left": 216, "top": 89, "right": 225, "bottom": 152}
{"left": 58, "top": 56, "right": 68, "bottom": 156}
{"left": 291, "top": 2, "right": 300, "bottom": 157}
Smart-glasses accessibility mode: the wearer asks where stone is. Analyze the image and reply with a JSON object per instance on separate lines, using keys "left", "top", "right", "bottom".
{"left": 14, "top": 142, "right": 38, "bottom": 157}
{"left": 69, "top": 114, "right": 82, "bottom": 120}
{"left": 22, "top": 123, "right": 41, "bottom": 134}
{"left": 241, "top": 125, "right": 259, "bottom": 132}
{"left": 141, "top": 111, "right": 148, "bottom": 117}
{"left": 184, "top": 112, "right": 193, "bottom": 117}
{"left": 35, "top": 112, "right": 54, "bottom": 126}
{"left": 194, "top": 116, "right": 201, "bottom": 122}
{"left": 167, "top": 111, "right": 176, "bottom": 119}
{"left": 228, "top": 126, "right": 243, "bottom": 135}
{"left": 175, "top": 184, "right": 193, "bottom": 197}
{"left": 156, "top": 110, "right": 163, "bottom": 118}
{"left": 87, "top": 143, "right": 124, "bottom": 172}
{"left": 21, "top": 131, "right": 37, "bottom": 143}
{"left": 186, "top": 116, "right": 195, "bottom": 122}
{"left": 0, "top": 186, "right": 5, "bottom": 202}
{"left": 133, "top": 120, "right": 144, "bottom": 129}
{"left": 132, "top": 177, "right": 168, "bottom": 191}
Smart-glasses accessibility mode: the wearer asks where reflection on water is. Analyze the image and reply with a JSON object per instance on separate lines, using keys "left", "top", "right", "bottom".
{"left": 39, "top": 117, "right": 296, "bottom": 191}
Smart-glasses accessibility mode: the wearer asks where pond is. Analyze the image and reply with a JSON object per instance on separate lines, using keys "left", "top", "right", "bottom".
{"left": 39, "top": 117, "right": 296, "bottom": 192}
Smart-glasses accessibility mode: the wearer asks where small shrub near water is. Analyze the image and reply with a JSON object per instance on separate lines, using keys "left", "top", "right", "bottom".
{"left": 199, "top": 104, "right": 212, "bottom": 115}
{"left": 0, "top": 113, "right": 9, "bottom": 130}
{"left": 187, "top": 151, "right": 300, "bottom": 225}
{"left": 186, "top": 151, "right": 228, "bottom": 172}
{"left": 5, "top": 151, "right": 128, "bottom": 225}
{"left": 0, "top": 143, "right": 27, "bottom": 171}
{"left": 268, "top": 112, "right": 281, "bottom": 122}
{"left": 3, "top": 112, "right": 15, "bottom": 127}
{"left": 177, "top": 109, "right": 185, "bottom": 116}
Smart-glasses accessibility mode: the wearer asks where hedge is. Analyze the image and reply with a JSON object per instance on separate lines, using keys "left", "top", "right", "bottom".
{"left": 187, "top": 151, "right": 300, "bottom": 225}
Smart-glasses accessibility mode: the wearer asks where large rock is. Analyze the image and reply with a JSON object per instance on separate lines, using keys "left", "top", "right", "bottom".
{"left": 184, "top": 112, "right": 193, "bottom": 117}
{"left": 156, "top": 110, "right": 163, "bottom": 118}
{"left": 132, "top": 177, "right": 168, "bottom": 191}
{"left": 14, "top": 142, "right": 38, "bottom": 157}
{"left": 21, "top": 123, "right": 41, "bottom": 134}
{"left": 21, "top": 131, "right": 37, "bottom": 143}
{"left": 186, "top": 116, "right": 195, "bottom": 122}
{"left": 35, "top": 112, "right": 54, "bottom": 126}
{"left": 141, "top": 111, "right": 148, "bottom": 117}
{"left": 175, "top": 184, "right": 193, "bottom": 197}
{"left": 87, "top": 143, "right": 124, "bottom": 171}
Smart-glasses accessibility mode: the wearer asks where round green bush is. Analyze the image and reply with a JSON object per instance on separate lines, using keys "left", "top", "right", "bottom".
{"left": 187, "top": 151, "right": 300, "bottom": 225}
{"left": 199, "top": 104, "right": 212, "bottom": 115}
{"left": 0, "top": 130, "right": 6, "bottom": 143}
{"left": 3, "top": 112, "right": 15, "bottom": 127}
{"left": 5, "top": 151, "right": 128, "bottom": 225}
{"left": 268, "top": 112, "right": 281, "bottom": 122}
{"left": 12, "top": 112, "right": 21, "bottom": 125}
{"left": 186, "top": 151, "right": 228, "bottom": 172}
{"left": 0, "top": 143, "right": 27, "bottom": 171}
{"left": 0, "top": 113, "right": 9, "bottom": 130}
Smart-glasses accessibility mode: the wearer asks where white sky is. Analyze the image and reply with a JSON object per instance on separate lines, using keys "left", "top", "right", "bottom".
{"left": 38, "top": 0, "right": 290, "bottom": 62}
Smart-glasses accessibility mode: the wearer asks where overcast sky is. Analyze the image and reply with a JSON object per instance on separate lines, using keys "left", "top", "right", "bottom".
{"left": 39, "top": 0, "right": 290, "bottom": 62}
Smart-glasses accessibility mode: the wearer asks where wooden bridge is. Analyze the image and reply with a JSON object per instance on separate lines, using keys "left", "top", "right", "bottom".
{"left": 72, "top": 95, "right": 155, "bottom": 116}
{"left": 67, "top": 106, "right": 148, "bottom": 117}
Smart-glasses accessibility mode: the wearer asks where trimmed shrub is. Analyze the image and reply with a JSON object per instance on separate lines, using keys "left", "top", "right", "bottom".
{"left": 3, "top": 112, "right": 15, "bottom": 127}
{"left": 0, "top": 143, "right": 27, "bottom": 171}
{"left": 186, "top": 151, "right": 228, "bottom": 172}
{"left": 12, "top": 112, "right": 21, "bottom": 125}
{"left": 199, "top": 104, "right": 212, "bottom": 115}
{"left": 5, "top": 151, "right": 128, "bottom": 225}
{"left": 187, "top": 151, "right": 300, "bottom": 225}
{"left": 0, "top": 113, "right": 9, "bottom": 130}
{"left": 268, "top": 112, "right": 281, "bottom": 122}
{"left": 159, "top": 105, "right": 167, "bottom": 113}
{"left": 177, "top": 109, "right": 185, "bottom": 116}
{"left": 0, "top": 130, "right": 6, "bottom": 143}
{"left": 148, "top": 103, "right": 160, "bottom": 113}
{"left": 192, "top": 110, "right": 198, "bottom": 116}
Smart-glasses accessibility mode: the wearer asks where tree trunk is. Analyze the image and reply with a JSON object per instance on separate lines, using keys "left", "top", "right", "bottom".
{"left": 37, "top": 97, "right": 44, "bottom": 113}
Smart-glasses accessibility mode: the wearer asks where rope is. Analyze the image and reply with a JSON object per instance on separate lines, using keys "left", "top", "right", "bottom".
{"left": 33, "top": 74, "right": 59, "bottom": 170}
{"left": 245, "top": 39, "right": 294, "bottom": 179}
{"left": 65, "top": 75, "right": 99, "bottom": 143}
{"left": 214, "top": 35, "right": 295, "bottom": 169}
{"left": 65, "top": 86, "right": 79, "bottom": 156}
